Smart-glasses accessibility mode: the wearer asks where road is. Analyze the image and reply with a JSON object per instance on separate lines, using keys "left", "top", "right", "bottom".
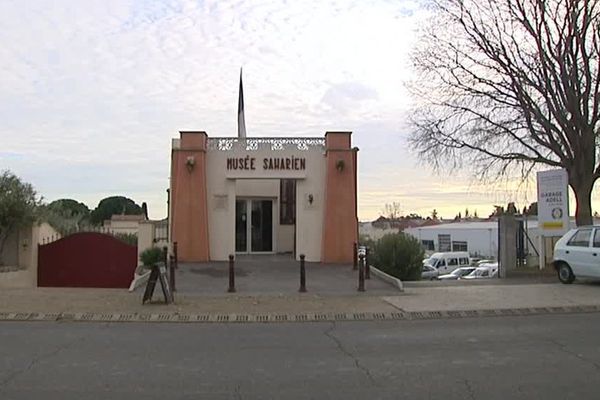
{"left": 1, "top": 314, "right": 600, "bottom": 399}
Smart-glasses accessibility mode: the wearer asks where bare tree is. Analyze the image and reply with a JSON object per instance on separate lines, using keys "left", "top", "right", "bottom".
{"left": 382, "top": 202, "right": 403, "bottom": 219}
{"left": 409, "top": 0, "right": 600, "bottom": 225}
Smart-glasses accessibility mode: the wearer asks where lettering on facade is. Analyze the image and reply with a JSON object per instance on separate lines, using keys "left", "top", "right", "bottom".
{"left": 226, "top": 156, "right": 306, "bottom": 171}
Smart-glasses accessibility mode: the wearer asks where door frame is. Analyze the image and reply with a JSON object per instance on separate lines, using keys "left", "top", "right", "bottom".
{"left": 235, "top": 197, "right": 276, "bottom": 255}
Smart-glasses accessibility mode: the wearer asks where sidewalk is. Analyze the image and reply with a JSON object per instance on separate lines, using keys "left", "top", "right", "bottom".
{"left": 1, "top": 280, "right": 599, "bottom": 323}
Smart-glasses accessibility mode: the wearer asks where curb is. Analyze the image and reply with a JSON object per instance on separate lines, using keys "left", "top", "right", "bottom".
{"left": 370, "top": 266, "right": 404, "bottom": 292}
{"left": 2, "top": 305, "right": 599, "bottom": 324}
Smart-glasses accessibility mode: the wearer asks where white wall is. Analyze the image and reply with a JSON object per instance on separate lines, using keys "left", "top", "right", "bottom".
{"left": 0, "top": 222, "right": 59, "bottom": 288}
{"left": 405, "top": 221, "right": 543, "bottom": 259}
{"left": 405, "top": 224, "right": 498, "bottom": 258}
{"left": 206, "top": 142, "right": 326, "bottom": 261}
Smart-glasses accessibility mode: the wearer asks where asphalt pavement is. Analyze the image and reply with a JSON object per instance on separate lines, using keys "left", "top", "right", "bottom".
{"left": 1, "top": 313, "right": 600, "bottom": 399}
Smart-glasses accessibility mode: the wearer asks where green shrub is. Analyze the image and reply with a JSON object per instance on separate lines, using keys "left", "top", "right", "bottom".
{"left": 371, "top": 233, "right": 424, "bottom": 281}
{"left": 139, "top": 247, "right": 164, "bottom": 267}
{"left": 114, "top": 232, "right": 137, "bottom": 246}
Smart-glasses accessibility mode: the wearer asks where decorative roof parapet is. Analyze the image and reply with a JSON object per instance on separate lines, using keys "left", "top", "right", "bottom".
{"left": 207, "top": 137, "right": 326, "bottom": 151}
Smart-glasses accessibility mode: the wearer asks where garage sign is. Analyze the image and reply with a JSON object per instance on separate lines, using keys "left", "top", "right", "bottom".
{"left": 537, "top": 169, "right": 569, "bottom": 236}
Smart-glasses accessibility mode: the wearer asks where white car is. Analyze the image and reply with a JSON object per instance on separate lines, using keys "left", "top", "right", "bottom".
{"left": 437, "top": 266, "right": 477, "bottom": 280}
{"left": 462, "top": 263, "right": 498, "bottom": 280}
{"left": 553, "top": 226, "right": 600, "bottom": 284}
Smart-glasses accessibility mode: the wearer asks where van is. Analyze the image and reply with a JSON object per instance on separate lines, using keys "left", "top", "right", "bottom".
{"left": 423, "top": 252, "right": 471, "bottom": 274}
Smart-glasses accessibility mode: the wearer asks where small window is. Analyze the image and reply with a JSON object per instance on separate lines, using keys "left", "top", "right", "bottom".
{"left": 452, "top": 241, "right": 468, "bottom": 251}
{"left": 279, "top": 179, "right": 296, "bottom": 225}
{"left": 567, "top": 229, "right": 592, "bottom": 247}
{"left": 438, "top": 259, "right": 446, "bottom": 267}
{"left": 459, "top": 257, "right": 469, "bottom": 265}
{"left": 448, "top": 258, "right": 458, "bottom": 266}
{"left": 438, "top": 234, "right": 451, "bottom": 252}
{"left": 421, "top": 240, "right": 434, "bottom": 251}
{"left": 594, "top": 230, "right": 600, "bottom": 248}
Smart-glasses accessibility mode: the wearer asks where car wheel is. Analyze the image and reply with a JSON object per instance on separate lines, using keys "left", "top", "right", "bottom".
{"left": 557, "top": 262, "right": 575, "bottom": 284}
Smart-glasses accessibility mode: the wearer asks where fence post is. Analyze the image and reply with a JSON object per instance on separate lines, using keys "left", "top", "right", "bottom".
{"left": 353, "top": 242, "right": 358, "bottom": 270}
{"left": 299, "top": 254, "right": 307, "bottom": 293}
{"left": 228, "top": 254, "right": 236, "bottom": 293}
{"left": 365, "top": 247, "right": 371, "bottom": 280}
{"left": 358, "top": 254, "right": 365, "bottom": 292}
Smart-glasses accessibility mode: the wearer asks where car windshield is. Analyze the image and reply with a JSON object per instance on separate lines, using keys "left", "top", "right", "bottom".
{"left": 428, "top": 258, "right": 440, "bottom": 267}
{"left": 470, "top": 268, "right": 488, "bottom": 277}
{"left": 454, "top": 268, "right": 473, "bottom": 276}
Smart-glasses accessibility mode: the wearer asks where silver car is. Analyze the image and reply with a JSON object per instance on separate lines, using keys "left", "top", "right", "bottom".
{"left": 437, "top": 266, "right": 476, "bottom": 280}
{"left": 421, "top": 265, "right": 439, "bottom": 280}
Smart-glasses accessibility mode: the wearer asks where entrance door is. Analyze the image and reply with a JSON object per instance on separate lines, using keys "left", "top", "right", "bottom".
{"left": 235, "top": 199, "right": 273, "bottom": 253}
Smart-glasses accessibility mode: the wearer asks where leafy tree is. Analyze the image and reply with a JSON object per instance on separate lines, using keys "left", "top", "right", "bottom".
{"left": 42, "top": 199, "right": 91, "bottom": 234}
{"left": 409, "top": 0, "right": 600, "bottom": 226}
{"left": 431, "top": 209, "right": 439, "bottom": 220}
{"left": 90, "top": 196, "right": 143, "bottom": 226}
{"left": 47, "top": 199, "right": 90, "bottom": 218}
{"left": 0, "top": 171, "right": 41, "bottom": 264}
{"left": 525, "top": 202, "right": 538, "bottom": 216}
{"left": 371, "top": 233, "right": 424, "bottom": 281}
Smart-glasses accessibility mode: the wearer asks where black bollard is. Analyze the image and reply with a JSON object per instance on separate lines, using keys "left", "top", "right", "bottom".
{"left": 358, "top": 254, "right": 365, "bottom": 292}
{"left": 365, "top": 247, "right": 371, "bottom": 280}
{"left": 228, "top": 254, "right": 236, "bottom": 293}
{"left": 353, "top": 242, "right": 358, "bottom": 270}
{"left": 169, "top": 255, "right": 176, "bottom": 292}
{"left": 173, "top": 242, "right": 179, "bottom": 269}
{"left": 299, "top": 254, "right": 307, "bottom": 292}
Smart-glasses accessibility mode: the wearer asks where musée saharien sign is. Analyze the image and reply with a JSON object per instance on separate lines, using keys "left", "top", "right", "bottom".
{"left": 227, "top": 156, "right": 306, "bottom": 171}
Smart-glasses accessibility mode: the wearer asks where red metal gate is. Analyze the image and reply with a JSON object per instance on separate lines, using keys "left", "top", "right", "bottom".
{"left": 38, "top": 232, "right": 137, "bottom": 288}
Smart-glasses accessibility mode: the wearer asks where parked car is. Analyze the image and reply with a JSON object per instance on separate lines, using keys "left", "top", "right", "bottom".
{"left": 437, "top": 266, "right": 477, "bottom": 280}
{"left": 553, "top": 226, "right": 600, "bottom": 284}
{"left": 462, "top": 263, "right": 498, "bottom": 280}
{"left": 423, "top": 252, "right": 471, "bottom": 274}
{"left": 421, "top": 264, "right": 439, "bottom": 280}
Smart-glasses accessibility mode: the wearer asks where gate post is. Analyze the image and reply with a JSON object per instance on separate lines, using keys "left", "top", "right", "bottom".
{"left": 353, "top": 242, "right": 358, "bottom": 270}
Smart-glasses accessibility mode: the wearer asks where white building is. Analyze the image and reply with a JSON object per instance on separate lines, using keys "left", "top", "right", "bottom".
{"left": 404, "top": 220, "right": 542, "bottom": 259}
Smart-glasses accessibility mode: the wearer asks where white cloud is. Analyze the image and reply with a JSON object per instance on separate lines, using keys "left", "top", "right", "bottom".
{"left": 3, "top": 0, "right": 581, "bottom": 221}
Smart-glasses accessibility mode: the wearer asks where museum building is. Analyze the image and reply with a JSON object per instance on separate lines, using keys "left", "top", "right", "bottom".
{"left": 169, "top": 131, "right": 358, "bottom": 263}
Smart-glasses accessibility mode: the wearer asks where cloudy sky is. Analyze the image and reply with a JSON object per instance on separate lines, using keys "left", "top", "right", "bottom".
{"left": 0, "top": 0, "right": 584, "bottom": 220}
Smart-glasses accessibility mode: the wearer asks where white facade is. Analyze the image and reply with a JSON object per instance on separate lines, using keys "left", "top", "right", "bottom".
{"left": 204, "top": 138, "right": 327, "bottom": 262}
{"left": 405, "top": 220, "right": 542, "bottom": 259}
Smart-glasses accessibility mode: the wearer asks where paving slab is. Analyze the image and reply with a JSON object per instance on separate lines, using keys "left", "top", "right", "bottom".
{"left": 173, "top": 254, "right": 398, "bottom": 296}
{"left": 383, "top": 282, "right": 600, "bottom": 312}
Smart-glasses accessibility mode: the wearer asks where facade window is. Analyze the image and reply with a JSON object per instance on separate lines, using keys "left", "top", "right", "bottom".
{"left": 280, "top": 179, "right": 296, "bottom": 225}
{"left": 438, "top": 234, "right": 451, "bottom": 252}
{"left": 421, "top": 240, "right": 434, "bottom": 251}
{"left": 452, "top": 241, "right": 468, "bottom": 251}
